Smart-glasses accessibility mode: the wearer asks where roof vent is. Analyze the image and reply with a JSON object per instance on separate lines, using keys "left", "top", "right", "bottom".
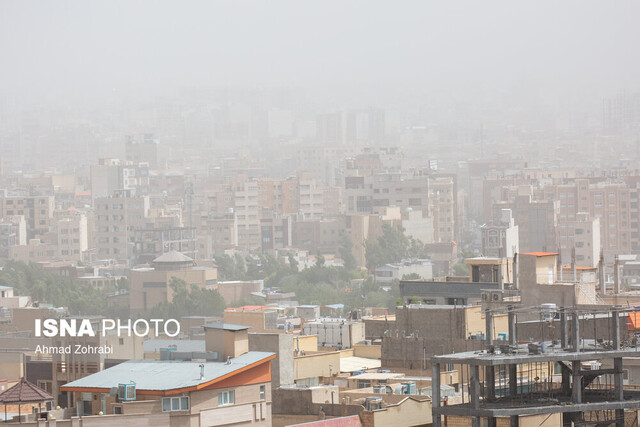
{"left": 199, "top": 363, "right": 205, "bottom": 380}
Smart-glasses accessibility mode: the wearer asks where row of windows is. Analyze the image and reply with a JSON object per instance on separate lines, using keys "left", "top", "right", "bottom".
{"left": 162, "top": 396, "right": 189, "bottom": 412}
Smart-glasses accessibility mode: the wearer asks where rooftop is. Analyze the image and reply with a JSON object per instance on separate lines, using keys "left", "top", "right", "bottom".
{"left": 521, "top": 252, "right": 558, "bottom": 257}
{"left": 433, "top": 341, "right": 640, "bottom": 366}
{"left": 0, "top": 377, "right": 53, "bottom": 404}
{"left": 152, "top": 250, "right": 193, "bottom": 264}
{"left": 202, "top": 322, "right": 250, "bottom": 331}
{"left": 143, "top": 339, "right": 206, "bottom": 353}
{"left": 61, "top": 352, "right": 275, "bottom": 394}
{"left": 340, "top": 356, "right": 382, "bottom": 373}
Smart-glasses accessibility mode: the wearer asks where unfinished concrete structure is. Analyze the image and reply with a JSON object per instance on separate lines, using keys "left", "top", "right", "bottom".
{"left": 431, "top": 306, "right": 640, "bottom": 426}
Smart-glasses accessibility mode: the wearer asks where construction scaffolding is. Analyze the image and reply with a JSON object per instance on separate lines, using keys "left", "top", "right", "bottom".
{"left": 432, "top": 306, "right": 640, "bottom": 427}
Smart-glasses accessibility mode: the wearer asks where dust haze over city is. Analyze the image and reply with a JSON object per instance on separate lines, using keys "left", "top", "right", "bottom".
{"left": 2, "top": 2, "right": 640, "bottom": 426}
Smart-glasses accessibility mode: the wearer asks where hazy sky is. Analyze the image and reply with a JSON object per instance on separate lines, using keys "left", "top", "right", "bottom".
{"left": 1, "top": 1, "right": 639, "bottom": 105}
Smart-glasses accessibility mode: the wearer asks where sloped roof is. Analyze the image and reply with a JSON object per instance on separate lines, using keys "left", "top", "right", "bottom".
{"left": 340, "top": 356, "right": 381, "bottom": 373}
{"left": 202, "top": 322, "right": 249, "bottom": 331}
{"left": 153, "top": 250, "right": 193, "bottom": 263}
{"left": 521, "top": 252, "right": 558, "bottom": 257}
{"left": 0, "top": 377, "right": 53, "bottom": 404}
{"left": 61, "top": 352, "right": 275, "bottom": 394}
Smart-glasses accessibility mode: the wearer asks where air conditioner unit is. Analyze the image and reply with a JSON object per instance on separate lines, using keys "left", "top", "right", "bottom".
{"left": 117, "top": 383, "right": 136, "bottom": 401}
{"left": 491, "top": 291, "right": 503, "bottom": 302}
{"left": 481, "top": 292, "right": 490, "bottom": 301}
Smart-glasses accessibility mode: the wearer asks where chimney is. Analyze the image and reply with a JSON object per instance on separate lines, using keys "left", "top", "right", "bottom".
{"left": 199, "top": 363, "right": 205, "bottom": 380}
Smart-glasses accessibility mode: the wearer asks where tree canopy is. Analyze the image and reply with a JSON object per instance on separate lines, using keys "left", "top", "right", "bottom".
{"left": 365, "top": 223, "right": 428, "bottom": 271}
{"left": 149, "top": 277, "right": 226, "bottom": 319}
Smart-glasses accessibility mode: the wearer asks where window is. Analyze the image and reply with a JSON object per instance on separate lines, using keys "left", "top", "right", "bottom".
{"left": 162, "top": 396, "right": 189, "bottom": 412}
{"left": 218, "top": 390, "right": 234, "bottom": 406}
{"left": 259, "top": 385, "right": 265, "bottom": 400}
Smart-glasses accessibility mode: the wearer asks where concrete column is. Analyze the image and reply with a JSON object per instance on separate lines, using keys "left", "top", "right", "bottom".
{"left": 470, "top": 364, "right": 480, "bottom": 410}
{"left": 472, "top": 417, "right": 481, "bottom": 427}
{"left": 572, "top": 360, "right": 582, "bottom": 404}
{"left": 612, "top": 310, "right": 621, "bottom": 350}
{"left": 614, "top": 357, "right": 624, "bottom": 401}
{"left": 488, "top": 417, "right": 497, "bottom": 427}
{"left": 598, "top": 250, "right": 605, "bottom": 293}
{"left": 571, "top": 313, "right": 580, "bottom": 352}
{"left": 509, "top": 364, "right": 517, "bottom": 396}
{"left": 508, "top": 306, "right": 516, "bottom": 346}
{"left": 486, "top": 309, "right": 493, "bottom": 347}
{"left": 560, "top": 308, "right": 568, "bottom": 349}
{"left": 431, "top": 363, "right": 441, "bottom": 427}
{"left": 487, "top": 366, "right": 495, "bottom": 402}
{"left": 615, "top": 409, "right": 625, "bottom": 427}
{"left": 614, "top": 255, "right": 620, "bottom": 294}
{"left": 561, "top": 364, "right": 571, "bottom": 395}
{"left": 510, "top": 415, "right": 519, "bottom": 427}
{"left": 513, "top": 253, "right": 518, "bottom": 290}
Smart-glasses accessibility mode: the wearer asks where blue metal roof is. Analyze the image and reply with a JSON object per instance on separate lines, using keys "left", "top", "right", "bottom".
{"left": 62, "top": 351, "right": 274, "bottom": 392}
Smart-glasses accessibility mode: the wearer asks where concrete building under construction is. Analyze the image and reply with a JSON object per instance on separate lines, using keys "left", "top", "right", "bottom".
{"left": 431, "top": 306, "right": 640, "bottom": 426}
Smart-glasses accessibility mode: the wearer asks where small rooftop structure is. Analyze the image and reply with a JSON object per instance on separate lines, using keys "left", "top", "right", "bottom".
{"left": 0, "top": 377, "right": 54, "bottom": 421}
{"left": 151, "top": 250, "right": 194, "bottom": 270}
{"left": 202, "top": 322, "right": 250, "bottom": 331}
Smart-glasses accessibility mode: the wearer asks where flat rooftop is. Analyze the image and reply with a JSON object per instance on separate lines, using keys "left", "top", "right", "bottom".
{"left": 433, "top": 341, "right": 640, "bottom": 365}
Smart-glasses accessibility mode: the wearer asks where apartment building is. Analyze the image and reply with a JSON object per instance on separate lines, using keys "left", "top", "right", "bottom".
{"left": 199, "top": 212, "right": 237, "bottom": 255}
{"left": 0, "top": 194, "right": 54, "bottom": 239}
{"left": 297, "top": 174, "right": 325, "bottom": 221}
{"left": 0, "top": 215, "right": 26, "bottom": 258}
{"left": 94, "top": 190, "right": 149, "bottom": 263}
{"left": 428, "top": 176, "right": 455, "bottom": 243}
{"left": 370, "top": 173, "right": 430, "bottom": 216}
{"left": 481, "top": 208, "right": 519, "bottom": 258}
{"left": 59, "top": 324, "right": 274, "bottom": 426}
{"left": 559, "top": 212, "right": 600, "bottom": 267}
{"left": 260, "top": 213, "right": 292, "bottom": 254}
{"left": 488, "top": 177, "right": 633, "bottom": 259}
{"left": 233, "top": 177, "right": 261, "bottom": 250}
{"left": 91, "top": 158, "right": 150, "bottom": 201}
{"left": 132, "top": 225, "right": 197, "bottom": 265}
{"left": 493, "top": 195, "right": 559, "bottom": 253}
{"left": 55, "top": 214, "right": 88, "bottom": 262}
{"left": 344, "top": 176, "right": 372, "bottom": 215}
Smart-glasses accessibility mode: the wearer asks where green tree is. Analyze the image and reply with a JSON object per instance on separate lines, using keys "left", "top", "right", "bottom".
{"left": 150, "top": 277, "right": 225, "bottom": 318}
{"left": 365, "top": 223, "right": 411, "bottom": 270}
{"left": 339, "top": 232, "right": 358, "bottom": 271}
